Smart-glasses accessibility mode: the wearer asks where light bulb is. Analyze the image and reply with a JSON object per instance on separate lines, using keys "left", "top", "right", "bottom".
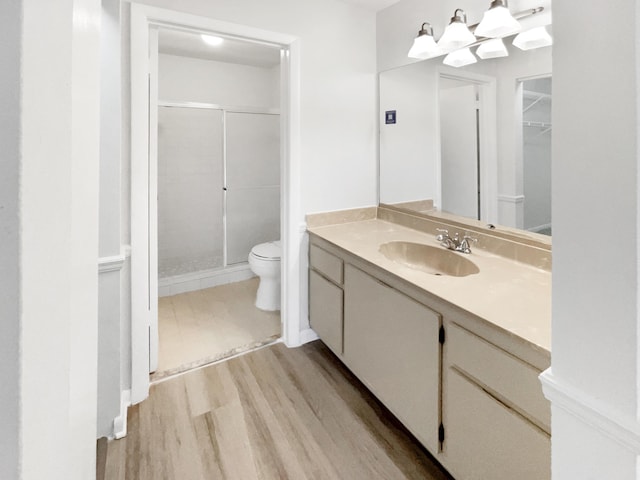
{"left": 201, "top": 34, "right": 224, "bottom": 47}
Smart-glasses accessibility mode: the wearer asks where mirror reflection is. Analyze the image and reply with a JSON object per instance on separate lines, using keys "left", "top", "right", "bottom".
{"left": 522, "top": 77, "right": 551, "bottom": 235}
{"left": 379, "top": 36, "right": 551, "bottom": 237}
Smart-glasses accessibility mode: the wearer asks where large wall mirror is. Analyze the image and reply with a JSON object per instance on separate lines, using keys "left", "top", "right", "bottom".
{"left": 379, "top": 35, "right": 552, "bottom": 238}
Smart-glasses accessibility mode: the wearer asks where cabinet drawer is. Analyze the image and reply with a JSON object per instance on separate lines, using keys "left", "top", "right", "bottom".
{"left": 309, "top": 270, "right": 343, "bottom": 356}
{"left": 444, "top": 369, "right": 550, "bottom": 480}
{"left": 310, "top": 244, "right": 343, "bottom": 285}
{"left": 447, "top": 323, "right": 550, "bottom": 433}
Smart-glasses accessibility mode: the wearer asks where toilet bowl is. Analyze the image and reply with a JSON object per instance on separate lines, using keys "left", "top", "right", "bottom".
{"left": 248, "top": 240, "right": 281, "bottom": 311}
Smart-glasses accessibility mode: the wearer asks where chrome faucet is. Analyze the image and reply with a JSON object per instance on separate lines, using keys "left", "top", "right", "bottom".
{"left": 436, "top": 229, "right": 477, "bottom": 254}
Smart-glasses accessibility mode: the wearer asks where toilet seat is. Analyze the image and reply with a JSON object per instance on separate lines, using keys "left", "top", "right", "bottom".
{"left": 250, "top": 241, "right": 281, "bottom": 261}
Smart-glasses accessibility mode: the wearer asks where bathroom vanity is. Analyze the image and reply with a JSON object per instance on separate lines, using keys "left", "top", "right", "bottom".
{"left": 307, "top": 206, "right": 551, "bottom": 480}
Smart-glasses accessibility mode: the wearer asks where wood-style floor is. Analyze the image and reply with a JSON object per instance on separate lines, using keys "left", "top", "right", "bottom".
{"left": 102, "top": 341, "right": 453, "bottom": 480}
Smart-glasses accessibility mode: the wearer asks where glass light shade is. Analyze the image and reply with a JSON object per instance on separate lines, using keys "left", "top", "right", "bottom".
{"left": 512, "top": 27, "right": 552, "bottom": 50}
{"left": 443, "top": 48, "right": 477, "bottom": 68}
{"left": 201, "top": 34, "right": 224, "bottom": 46}
{"left": 474, "top": 4, "right": 521, "bottom": 38}
{"left": 476, "top": 38, "right": 509, "bottom": 59}
{"left": 408, "top": 32, "right": 440, "bottom": 59}
{"left": 438, "top": 11, "right": 476, "bottom": 51}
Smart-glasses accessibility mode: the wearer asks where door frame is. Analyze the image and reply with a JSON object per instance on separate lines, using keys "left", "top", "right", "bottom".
{"left": 130, "top": 3, "right": 301, "bottom": 404}
{"left": 436, "top": 67, "right": 498, "bottom": 224}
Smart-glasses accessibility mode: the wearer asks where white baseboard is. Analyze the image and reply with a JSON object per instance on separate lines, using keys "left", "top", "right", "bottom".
{"left": 112, "top": 389, "right": 131, "bottom": 440}
{"left": 299, "top": 328, "right": 319, "bottom": 345}
{"left": 158, "top": 264, "right": 255, "bottom": 297}
{"left": 540, "top": 369, "right": 640, "bottom": 452}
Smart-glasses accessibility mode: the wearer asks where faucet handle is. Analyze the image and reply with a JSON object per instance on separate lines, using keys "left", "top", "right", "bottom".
{"left": 435, "top": 228, "right": 449, "bottom": 241}
{"left": 459, "top": 234, "right": 478, "bottom": 254}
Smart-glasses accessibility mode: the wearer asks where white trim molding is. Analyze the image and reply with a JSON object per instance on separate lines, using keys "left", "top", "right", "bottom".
{"left": 299, "top": 328, "right": 319, "bottom": 345}
{"left": 112, "top": 389, "right": 131, "bottom": 440}
{"left": 498, "top": 194, "right": 525, "bottom": 204}
{"left": 129, "top": 3, "right": 301, "bottom": 404}
{"left": 98, "top": 246, "right": 132, "bottom": 273}
{"left": 540, "top": 369, "right": 640, "bottom": 452}
{"left": 98, "top": 254, "right": 126, "bottom": 273}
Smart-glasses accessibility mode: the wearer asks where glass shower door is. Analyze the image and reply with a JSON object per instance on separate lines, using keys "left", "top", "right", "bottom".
{"left": 225, "top": 112, "right": 280, "bottom": 265}
{"left": 157, "top": 106, "right": 224, "bottom": 277}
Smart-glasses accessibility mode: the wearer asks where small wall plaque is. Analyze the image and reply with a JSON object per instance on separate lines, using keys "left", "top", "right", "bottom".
{"left": 385, "top": 110, "right": 396, "bottom": 125}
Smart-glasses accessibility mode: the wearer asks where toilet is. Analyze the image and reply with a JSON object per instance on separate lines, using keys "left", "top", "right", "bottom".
{"left": 248, "top": 240, "right": 281, "bottom": 311}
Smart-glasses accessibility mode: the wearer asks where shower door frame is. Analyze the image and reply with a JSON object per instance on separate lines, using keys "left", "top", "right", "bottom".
{"left": 157, "top": 102, "right": 281, "bottom": 274}
{"left": 130, "top": 3, "right": 302, "bottom": 405}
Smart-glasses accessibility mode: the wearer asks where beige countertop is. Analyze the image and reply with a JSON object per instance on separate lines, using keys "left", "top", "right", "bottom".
{"left": 308, "top": 218, "right": 551, "bottom": 355}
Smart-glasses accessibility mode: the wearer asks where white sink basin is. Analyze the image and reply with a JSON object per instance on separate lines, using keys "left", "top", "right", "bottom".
{"left": 379, "top": 241, "right": 479, "bottom": 277}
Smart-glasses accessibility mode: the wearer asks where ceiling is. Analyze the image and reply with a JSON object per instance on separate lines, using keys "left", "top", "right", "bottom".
{"left": 337, "top": 0, "right": 402, "bottom": 11}
{"left": 158, "top": 0, "right": 405, "bottom": 65}
{"left": 158, "top": 28, "right": 281, "bottom": 68}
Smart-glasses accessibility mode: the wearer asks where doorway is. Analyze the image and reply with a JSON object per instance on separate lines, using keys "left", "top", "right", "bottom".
{"left": 439, "top": 78, "right": 481, "bottom": 219}
{"left": 436, "top": 70, "right": 497, "bottom": 224}
{"left": 150, "top": 28, "right": 283, "bottom": 380}
{"left": 130, "top": 4, "right": 302, "bottom": 404}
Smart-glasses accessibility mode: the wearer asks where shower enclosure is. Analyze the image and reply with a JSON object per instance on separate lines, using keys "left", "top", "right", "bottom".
{"left": 157, "top": 103, "right": 280, "bottom": 291}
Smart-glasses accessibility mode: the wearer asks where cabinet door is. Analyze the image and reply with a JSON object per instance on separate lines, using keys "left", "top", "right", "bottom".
{"left": 444, "top": 369, "right": 550, "bottom": 480}
{"left": 343, "top": 265, "right": 440, "bottom": 453}
{"left": 309, "top": 270, "right": 343, "bottom": 356}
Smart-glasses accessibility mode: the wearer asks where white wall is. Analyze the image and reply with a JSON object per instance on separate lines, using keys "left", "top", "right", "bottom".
{"left": 541, "top": 0, "right": 640, "bottom": 477}
{"left": 159, "top": 53, "right": 280, "bottom": 107}
{"left": 0, "top": 0, "right": 21, "bottom": 477}
{"left": 16, "top": 0, "right": 101, "bottom": 478}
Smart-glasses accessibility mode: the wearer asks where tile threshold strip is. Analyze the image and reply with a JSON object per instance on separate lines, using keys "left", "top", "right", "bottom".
{"left": 150, "top": 334, "right": 282, "bottom": 385}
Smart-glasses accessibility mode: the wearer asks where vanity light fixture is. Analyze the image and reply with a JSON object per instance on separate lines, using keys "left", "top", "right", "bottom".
{"left": 512, "top": 26, "right": 553, "bottom": 50}
{"left": 437, "top": 9, "right": 476, "bottom": 51}
{"left": 201, "top": 34, "right": 224, "bottom": 46}
{"left": 476, "top": 38, "right": 509, "bottom": 59}
{"left": 408, "top": 22, "right": 440, "bottom": 59}
{"left": 474, "top": 0, "right": 521, "bottom": 38}
{"left": 443, "top": 47, "right": 477, "bottom": 68}
{"left": 407, "top": 6, "right": 548, "bottom": 65}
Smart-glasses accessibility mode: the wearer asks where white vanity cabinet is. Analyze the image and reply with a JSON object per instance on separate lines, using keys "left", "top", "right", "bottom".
{"left": 442, "top": 322, "right": 551, "bottom": 480}
{"left": 309, "top": 244, "right": 344, "bottom": 356}
{"left": 307, "top": 234, "right": 551, "bottom": 480}
{"left": 343, "top": 264, "right": 441, "bottom": 453}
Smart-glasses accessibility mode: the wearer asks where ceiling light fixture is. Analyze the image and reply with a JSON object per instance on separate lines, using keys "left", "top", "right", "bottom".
{"left": 512, "top": 26, "right": 553, "bottom": 50}
{"left": 438, "top": 9, "right": 476, "bottom": 51}
{"left": 476, "top": 38, "right": 509, "bottom": 59}
{"left": 201, "top": 34, "right": 224, "bottom": 47}
{"left": 475, "top": 0, "right": 521, "bottom": 38}
{"left": 408, "top": 23, "right": 440, "bottom": 59}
